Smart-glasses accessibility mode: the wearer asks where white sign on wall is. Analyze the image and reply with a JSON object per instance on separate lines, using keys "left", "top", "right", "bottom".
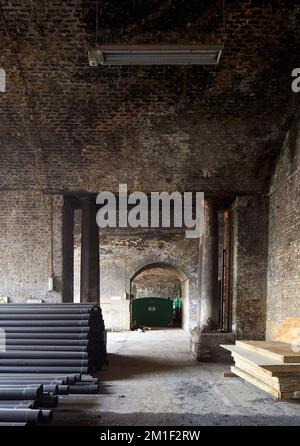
{"left": 0, "top": 68, "right": 6, "bottom": 92}
{"left": 0, "top": 329, "right": 6, "bottom": 352}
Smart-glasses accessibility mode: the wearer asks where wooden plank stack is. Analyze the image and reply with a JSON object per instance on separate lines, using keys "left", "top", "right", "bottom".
{"left": 221, "top": 318, "right": 300, "bottom": 400}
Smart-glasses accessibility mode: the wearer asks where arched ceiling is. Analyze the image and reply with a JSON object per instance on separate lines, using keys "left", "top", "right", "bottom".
{"left": 0, "top": 0, "right": 300, "bottom": 195}
{"left": 132, "top": 266, "right": 182, "bottom": 284}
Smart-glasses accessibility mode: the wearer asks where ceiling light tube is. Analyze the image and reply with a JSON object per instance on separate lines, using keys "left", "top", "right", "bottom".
{"left": 88, "top": 45, "right": 223, "bottom": 67}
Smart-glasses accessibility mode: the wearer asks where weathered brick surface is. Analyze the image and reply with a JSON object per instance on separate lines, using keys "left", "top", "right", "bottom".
{"left": 267, "top": 111, "right": 300, "bottom": 339}
{"left": 231, "top": 195, "right": 269, "bottom": 339}
{"left": 0, "top": 191, "right": 63, "bottom": 302}
{"left": 96, "top": 226, "right": 199, "bottom": 330}
{"left": 72, "top": 209, "right": 199, "bottom": 330}
{"left": 132, "top": 268, "right": 181, "bottom": 299}
{"left": 0, "top": 1, "right": 299, "bottom": 336}
{"left": 0, "top": 1, "right": 300, "bottom": 195}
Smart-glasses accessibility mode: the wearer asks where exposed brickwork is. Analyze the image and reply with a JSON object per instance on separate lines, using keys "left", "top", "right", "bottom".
{"left": 132, "top": 268, "right": 181, "bottom": 299}
{"left": 62, "top": 197, "right": 74, "bottom": 302}
{"left": 99, "top": 227, "right": 199, "bottom": 330}
{"left": 0, "top": 191, "right": 63, "bottom": 302}
{"left": 0, "top": 1, "right": 299, "bottom": 339}
{"left": 267, "top": 111, "right": 300, "bottom": 339}
{"left": 231, "top": 195, "right": 269, "bottom": 339}
{"left": 0, "top": 1, "right": 300, "bottom": 195}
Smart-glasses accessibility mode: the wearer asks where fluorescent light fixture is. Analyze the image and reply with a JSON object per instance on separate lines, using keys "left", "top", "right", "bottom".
{"left": 88, "top": 45, "right": 223, "bottom": 67}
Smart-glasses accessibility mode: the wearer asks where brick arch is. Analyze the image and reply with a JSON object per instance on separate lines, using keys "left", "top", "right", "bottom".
{"left": 129, "top": 260, "right": 190, "bottom": 331}
{"left": 130, "top": 261, "right": 189, "bottom": 283}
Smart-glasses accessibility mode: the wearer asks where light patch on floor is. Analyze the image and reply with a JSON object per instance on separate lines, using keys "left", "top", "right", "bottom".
{"left": 54, "top": 329, "right": 300, "bottom": 426}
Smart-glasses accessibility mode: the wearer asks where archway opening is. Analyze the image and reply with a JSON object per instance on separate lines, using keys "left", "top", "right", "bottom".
{"left": 130, "top": 262, "right": 189, "bottom": 331}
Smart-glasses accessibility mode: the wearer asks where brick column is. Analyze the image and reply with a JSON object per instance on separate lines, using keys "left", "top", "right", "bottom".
{"left": 80, "top": 197, "right": 99, "bottom": 303}
{"left": 199, "top": 198, "right": 219, "bottom": 331}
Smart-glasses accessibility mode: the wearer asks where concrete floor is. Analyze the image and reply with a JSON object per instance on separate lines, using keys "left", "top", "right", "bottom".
{"left": 55, "top": 329, "right": 300, "bottom": 426}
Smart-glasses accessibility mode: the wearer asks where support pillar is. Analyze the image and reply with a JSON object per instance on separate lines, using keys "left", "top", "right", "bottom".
{"left": 80, "top": 197, "right": 99, "bottom": 303}
{"left": 62, "top": 197, "right": 74, "bottom": 302}
{"left": 191, "top": 198, "right": 234, "bottom": 361}
{"left": 199, "top": 198, "right": 219, "bottom": 331}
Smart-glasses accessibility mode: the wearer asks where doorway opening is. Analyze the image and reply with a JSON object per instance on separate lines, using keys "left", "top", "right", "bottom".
{"left": 73, "top": 208, "right": 82, "bottom": 303}
{"left": 130, "top": 262, "right": 189, "bottom": 331}
{"left": 218, "top": 206, "right": 233, "bottom": 333}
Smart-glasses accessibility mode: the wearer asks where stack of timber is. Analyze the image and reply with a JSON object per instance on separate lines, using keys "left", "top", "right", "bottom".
{"left": 221, "top": 318, "right": 300, "bottom": 400}
{"left": 0, "top": 303, "right": 106, "bottom": 425}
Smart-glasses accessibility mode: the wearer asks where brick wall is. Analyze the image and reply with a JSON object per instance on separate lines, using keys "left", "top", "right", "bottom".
{"left": 0, "top": 190, "right": 271, "bottom": 335}
{"left": 0, "top": 1, "right": 299, "bottom": 337}
{"left": 1, "top": 1, "right": 300, "bottom": 196}
{"left": 100, "top": 227, "right": 199, "bottom": 331}
{"left": 73, "top": 223, "right": 200, "bottom": 331}
{"left": 0, "top": 191, "right": 64, "bottom": 302}
{"left": 132, "top": 268, "right": 181, "bottom": 299}
{"left": 267, "top": 112, "right": 300, "bottom": 339}
{"left": 231, "top": 195, "right": 269, "bottom": 339}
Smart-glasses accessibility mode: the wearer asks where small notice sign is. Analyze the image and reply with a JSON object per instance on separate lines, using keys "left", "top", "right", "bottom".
{"left": 0, "top": 68, "right": 6, "bottom": 92}
{"left": 148, "top": 306, "right": 156, "bottom": 312}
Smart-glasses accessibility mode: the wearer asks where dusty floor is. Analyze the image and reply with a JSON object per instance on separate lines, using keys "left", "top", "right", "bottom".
{"left": 54, "top": 329, "right": 300, "bottom": 426}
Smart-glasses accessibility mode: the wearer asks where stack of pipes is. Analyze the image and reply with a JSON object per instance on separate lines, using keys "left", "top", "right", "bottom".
{"left": 0, "top": 303, "right": 106, "bottom": 425}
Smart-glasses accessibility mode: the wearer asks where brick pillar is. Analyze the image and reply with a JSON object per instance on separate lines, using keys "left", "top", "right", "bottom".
{"left": 199, "top": 198, "right": 219, "bottom": 331}
{"left": 62, "top": 197, "right": 74, "bottom": 302}
{"left": 80, "top": 197, "right": 99, "bottom": 303}
{"left": 191, "top": 198, "right": 235, "bottom": 361}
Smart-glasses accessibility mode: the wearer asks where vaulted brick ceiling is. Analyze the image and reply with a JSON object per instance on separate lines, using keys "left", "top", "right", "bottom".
{"left": 0, "top": 0, "right": 300, "bottom": 195}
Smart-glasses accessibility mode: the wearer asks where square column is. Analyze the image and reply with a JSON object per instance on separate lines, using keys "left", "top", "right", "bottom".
{"left": 191, "top": 198, "right": 235, "bottom": 361}
{"left": 199, "top": 198, "right": 219, "bottom": 331}
{"left": 80, "top": 197, "right": 100, "bottom": 303}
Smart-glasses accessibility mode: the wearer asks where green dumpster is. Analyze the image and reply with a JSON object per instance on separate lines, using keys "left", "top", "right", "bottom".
{"left": 131, "top": 297, "right": 173, "bottom": 328}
